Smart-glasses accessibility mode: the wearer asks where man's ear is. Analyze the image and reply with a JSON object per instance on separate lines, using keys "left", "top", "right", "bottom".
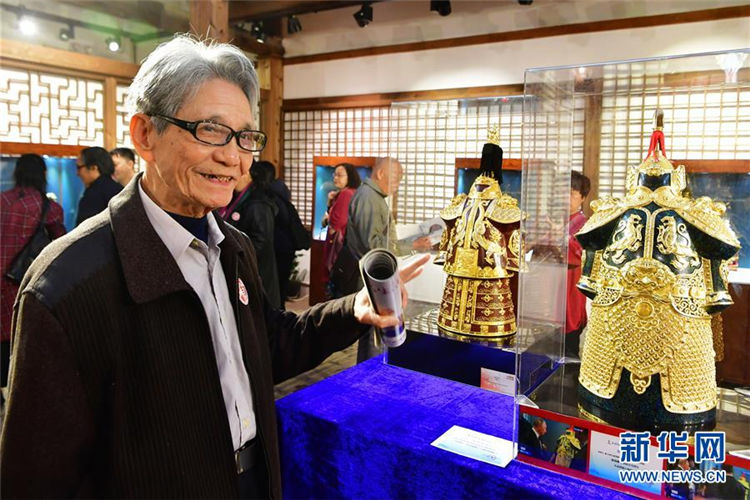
{"left": 130, "top": 113, "right": 156, "bottom": 163}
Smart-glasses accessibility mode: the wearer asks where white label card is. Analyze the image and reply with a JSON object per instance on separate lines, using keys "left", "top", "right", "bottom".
{"left": 431, "top": 425, "right": 515, "bottom": 468}
{"left": 480, "top": 368, "right": 516, "bottom": 396}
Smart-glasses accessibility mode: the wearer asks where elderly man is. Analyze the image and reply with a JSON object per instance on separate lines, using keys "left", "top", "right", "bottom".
{"left": 335, "top": 157, "right": 430, "bottom": 361}
{"left": 0, "top": 35, "right": 427, "bottom": 499}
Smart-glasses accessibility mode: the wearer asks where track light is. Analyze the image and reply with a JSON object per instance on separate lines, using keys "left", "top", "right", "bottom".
{"left": 59, "top": 24, "right": 74, "bottom": 41}
{"left": 353, "top": 3, "right": 373, "bottom": 28}
{"left": 18, "top": 12, "right": 36, "bottom": 36}
{"left": 287, "top": 15, "right": 302, "bottom": 34}
{"left": 251, "top": 21, "right": 265, "bottom": 43}
{"left": 430, "top": 1, "right": 451, "bottom": 16}
{"left": 106, "top": 36, "right": 121, "bottom": 52}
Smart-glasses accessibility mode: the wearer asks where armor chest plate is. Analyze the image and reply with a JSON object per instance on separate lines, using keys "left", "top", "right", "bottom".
{"left": 603, "top": 205, "right": 700, "bottom": 276}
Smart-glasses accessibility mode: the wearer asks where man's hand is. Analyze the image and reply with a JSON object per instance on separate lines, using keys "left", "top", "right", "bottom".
{"left": 411, "top": 236, "right": 433, "bottom": 252}
{"left": 353, "top": 253, "right": 430, "bottom": 328}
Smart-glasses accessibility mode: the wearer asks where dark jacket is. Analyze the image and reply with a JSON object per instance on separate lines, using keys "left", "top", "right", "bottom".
{"left": 0, "top": 177, "right": 367, "bottom": 498}
{"left": 76, "top": 174, "right": 122, "bottom": 226}
{"left": 226, "top": 187, "right": 281, "bottom": 309}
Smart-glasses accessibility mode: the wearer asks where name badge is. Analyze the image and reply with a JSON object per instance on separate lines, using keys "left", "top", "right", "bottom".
{"left": 238, "top": 278, "right": 249, "bottom": 305}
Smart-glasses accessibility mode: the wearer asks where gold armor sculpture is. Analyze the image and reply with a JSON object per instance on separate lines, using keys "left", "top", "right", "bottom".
{"left": 436, "top": 127, "right": 523, "bottom": 341}
{"left": 576, "top": 112, "right": 740, "bottom": 427}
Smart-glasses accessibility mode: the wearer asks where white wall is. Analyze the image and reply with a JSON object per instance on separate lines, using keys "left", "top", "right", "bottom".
{"left": 285, "top": 17, "right": 750, "bottom": 99}
{"left": 283, "top": 0, "right": 748, "bottom": 57}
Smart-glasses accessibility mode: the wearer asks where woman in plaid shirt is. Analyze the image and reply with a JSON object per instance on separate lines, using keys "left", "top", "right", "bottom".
{"left": 0, "top": 154, "right": 66, "bottom": 392}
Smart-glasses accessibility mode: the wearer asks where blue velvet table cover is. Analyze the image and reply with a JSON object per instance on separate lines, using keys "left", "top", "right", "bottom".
{"left": 276, "top": 357, "right": 634, "bottom": 499}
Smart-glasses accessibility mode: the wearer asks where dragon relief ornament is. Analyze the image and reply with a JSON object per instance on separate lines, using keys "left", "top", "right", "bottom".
{"left": 576, "top": 110, "right": 740, "bottom": 430}
{"left": 435, "top": 126, "right": 523, "bottom": 343}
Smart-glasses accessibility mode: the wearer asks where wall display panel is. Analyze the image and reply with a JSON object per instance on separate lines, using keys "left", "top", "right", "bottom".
{"left": 0, "top": 67, "right": 104, "bottom": 146}
{"left": 308, "top": 156, "right": 374, "bottom": 305}
{"left": 517, "top": 50, "right": 750, "bottom": 496}
{"left": 283, "top": 107, "right": 390, "bottom": 226}
{"left": 1, "top": 155, "right": 84, "bottom": 231}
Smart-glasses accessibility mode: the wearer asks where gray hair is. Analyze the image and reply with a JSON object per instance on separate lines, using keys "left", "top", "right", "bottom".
{"left": 373, "top": 157, "right": 402, "bottom": 175}
{"left": 127, "top": 34, "right": 259, "bottom": 133}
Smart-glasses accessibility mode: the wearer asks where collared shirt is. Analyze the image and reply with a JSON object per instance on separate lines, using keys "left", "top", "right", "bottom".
{"left": 138, "top": 182, "right": 256, "bottom": 450}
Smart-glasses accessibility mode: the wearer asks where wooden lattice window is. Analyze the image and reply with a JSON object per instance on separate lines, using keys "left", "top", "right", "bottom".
{"left": 598, "top": 67, "right": 750, "bottom": 197}
{"left": 284, "top": 96, "right": 577, "bottom": 227}
{"left": 0, "top": 67, "right": 104, "bottom": 146}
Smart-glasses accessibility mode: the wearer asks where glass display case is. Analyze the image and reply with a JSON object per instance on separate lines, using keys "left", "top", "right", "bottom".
{"left": 372, "top": 49, "right": 749, "bottom": 496}
{"left": 516, "top": 49, "right": 750, "bottom": 496}
{"left": 379, "top": 97, "right": 528, "bottom": 399}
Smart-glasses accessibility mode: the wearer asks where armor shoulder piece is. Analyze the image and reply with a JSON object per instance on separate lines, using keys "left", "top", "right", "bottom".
{"left": 440, "top": 193, "right": 467, "bottom": 220}
{"left": 677, "top": 196, "right": 741, "bottom": 250}
{"left": 576, "top": 197, "right": 626, "bottom": 240}
{"left": 486, "top": 194, "right": 522, "bottom": 224}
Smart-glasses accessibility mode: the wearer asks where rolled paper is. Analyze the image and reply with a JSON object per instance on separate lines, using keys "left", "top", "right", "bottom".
{"left": 360, "top": 249, "right": 406, "bottom": 348}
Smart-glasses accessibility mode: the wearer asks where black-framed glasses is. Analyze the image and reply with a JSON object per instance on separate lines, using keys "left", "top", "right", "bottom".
{"left": 154, "top": 115, "right": 267, "bottom": 153}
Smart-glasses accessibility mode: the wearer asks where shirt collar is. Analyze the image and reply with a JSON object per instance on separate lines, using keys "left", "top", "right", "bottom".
{"left": 138, "top": 180, "right": 225, "bottom": 261}
{"left": 363, "top": 177, "right": 387, "bottom": 197}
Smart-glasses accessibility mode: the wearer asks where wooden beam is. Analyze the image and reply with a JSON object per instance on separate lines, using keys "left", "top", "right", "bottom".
{"left": 676, "top": 159, "right": 750, "bottom": 174}
{"left": 229, "top": 1, "right": 366, "bottom": 23}
{"left": 283, "top": 84, "right": 524, "bottom": 111}
{"left": 663, "top": 68, "right": 750, "bottom": 88}
{"left": 103, "top": 77, "right": 118, "bottom": 151}
{"left": 0, "top": 142, "right": 84, "bottom": 157}
{"left": 285, "top": 5, "right": 750, "bottom": 65}
{"left": 0, "top": 38, "right": 139, "bottom": 79}
{"left": 190, "top": 0, "right": 229, "bottom": 42}
{"left": 59, "top": 0, "right": 189, "bottom": 33}
{"left": 259, "top": 55, "right": 284, "bottom": 172}
{"left": 454, "top": 158, "right": 522, "bottom": 171}
{"left": 581, "top": 84, "right": 603, "bottom": 217}
{"left": 231, "top": 29, "right": 285, "bottom": 57}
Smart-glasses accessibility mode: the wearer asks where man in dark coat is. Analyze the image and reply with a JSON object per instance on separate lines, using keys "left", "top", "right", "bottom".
{"left": 0, "top": 35, "right": 427, "bottom": 499}
{"left": 75, "top": 146, "right": 123, "bottom": 225}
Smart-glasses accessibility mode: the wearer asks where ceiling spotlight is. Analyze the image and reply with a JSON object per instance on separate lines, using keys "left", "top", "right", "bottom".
{"left": 430, "top": 1, "right": 451, "bottom": 16}
{"left": 353, "top": 3, "right": 373, "bottom": 28}
{"left": 18, "top": 15, "right": 36, "bottom": 36}
{"left": 251, "top": 21, "right": 266, "bottom": 43}
{"left": 59, "top": 25, "right": 74, "bottom": 41}
{"left": 106, "top": 36, "right": 121, "bottom": 52}
{"left": 518, "top": 0, "right": 533, "bottom": 4}
{"left": 287, "top": 15, "right": 302, "bottom": 34}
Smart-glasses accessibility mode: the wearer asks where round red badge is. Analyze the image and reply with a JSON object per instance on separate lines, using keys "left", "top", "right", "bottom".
{"left": 238, "top": 278, "right": 249, "bottom": 305}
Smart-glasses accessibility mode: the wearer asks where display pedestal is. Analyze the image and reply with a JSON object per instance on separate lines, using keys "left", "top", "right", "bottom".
{"left": 276, "top": 357, "right": 634, "bottom": 499}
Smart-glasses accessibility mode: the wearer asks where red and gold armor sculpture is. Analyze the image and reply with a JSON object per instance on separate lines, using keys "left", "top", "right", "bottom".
{"left": 576, "top": 112, "right": 740, "bottom": 429}
{"left": 436, "top": 127, "right": 523, "bottom": 342}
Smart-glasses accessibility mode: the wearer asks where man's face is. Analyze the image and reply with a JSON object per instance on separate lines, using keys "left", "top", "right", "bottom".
{"left": 76, "top": 155, "right": 99, "bottom": 188}
{"left": 535, "top": 421, "right": 547, "bottom": 436}
{"left": 111, "top": 154, "right": 134, "bottom": 184}
{"left": 378, "top": 162, "right": 403, "bottom": 195}
{"left": 143, "top": 79, "right": 254, "bottom": 217}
